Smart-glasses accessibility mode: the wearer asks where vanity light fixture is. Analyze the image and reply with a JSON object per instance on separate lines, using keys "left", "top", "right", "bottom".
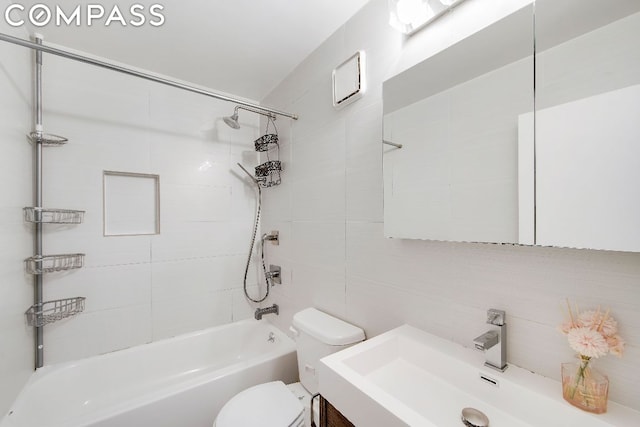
{"left": 388, "top": 0, "right": 467, "bottom": 35}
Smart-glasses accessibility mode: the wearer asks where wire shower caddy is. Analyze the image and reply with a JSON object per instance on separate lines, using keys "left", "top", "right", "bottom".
{"left": 24, "top": 207, "right": 85, "bottom": 224}
{"left": 24, "top": 35, "right": 86, "bottom": 368}
{"left": 25, "top": 297, "right": 86, "bottom": 327}
{"left": 28, "top": 131, "right": 68, "bottom": 146}
{"left": 254, "top": 117, "right": 282, "bottom": 187}
{"left": 25, "top": 253, "right": 85, "bottom": 275}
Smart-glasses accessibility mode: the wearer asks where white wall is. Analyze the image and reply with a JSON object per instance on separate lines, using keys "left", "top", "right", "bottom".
{"left": 261, "top": 0, "right": 640, "bottom": 411}
{"left": 0, "top": 23, "right": 36, "bottom": 415}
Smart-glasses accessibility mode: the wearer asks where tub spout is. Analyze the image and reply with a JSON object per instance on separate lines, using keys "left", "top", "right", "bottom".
{"left": 255, "top": 304, "right": 279, "bottom": 320}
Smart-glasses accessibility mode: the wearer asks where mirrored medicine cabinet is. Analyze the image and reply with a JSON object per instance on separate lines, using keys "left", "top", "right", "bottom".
{"left": 382, "top": 0, "right": 640, "bottom": 252}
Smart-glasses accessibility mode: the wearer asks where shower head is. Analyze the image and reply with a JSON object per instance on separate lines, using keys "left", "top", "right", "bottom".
{"left": 223, "top": 105, "right": 279, "bottom": 130}
{"left": 223, "top": 108, "right": 240, "bottom": 129}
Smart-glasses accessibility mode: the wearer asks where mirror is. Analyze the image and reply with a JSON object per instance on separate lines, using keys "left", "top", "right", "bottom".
{"left": 383, "top": 1, "right": 640, "bottom": 252}
{"left": 383, "top": 4, "right": 534, "bottom": 244}
{"left": 532, "top": 0, "right": 640, "bottom": 252}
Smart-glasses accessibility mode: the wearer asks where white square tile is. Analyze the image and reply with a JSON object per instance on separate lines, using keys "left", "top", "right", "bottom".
{"left": 232, "top": 288, "right": 259, "bottom": 321}
{"left": 346, "top": 101, "right": 384, "bottom": 222}
{"left": 291, "top": 121, "right": 346, "bottom": 222}
{"left": 44, "top": 264, "right": 152, "bottom": 313}
{"left": 292, "top": 222, "right": 345, "bottom": 272}
{"left": 45, "top": 304, "right": 153, "bottom": 365}
{"left": 152, "top": 290, "right": 232, "bottom": 340}
{"left": 161, "top": 183, "right": 231, "bottom": 223}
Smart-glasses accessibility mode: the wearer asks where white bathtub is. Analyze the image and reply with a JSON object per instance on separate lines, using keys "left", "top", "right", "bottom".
{"left": 1, "top": 319, "right": 298, "bottom": 427}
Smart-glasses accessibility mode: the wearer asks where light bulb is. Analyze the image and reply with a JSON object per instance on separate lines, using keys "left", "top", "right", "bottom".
{"left": 396, "top": 0, "right": 433, "bottom": 27}
{"left": 388, "top": 0, "right": 441, "bottom": 34}
{"left": 396, "top": 0, "right": 422, "bottom": 24}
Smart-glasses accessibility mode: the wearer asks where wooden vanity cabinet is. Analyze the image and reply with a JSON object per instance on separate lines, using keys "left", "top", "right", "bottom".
{"left": 317, "top": 395, "right": 356, "bottom": 427}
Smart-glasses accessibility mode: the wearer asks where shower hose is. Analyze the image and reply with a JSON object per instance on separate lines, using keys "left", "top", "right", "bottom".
{"left": 243, "top": 182, "right": 271, "bottom": 303}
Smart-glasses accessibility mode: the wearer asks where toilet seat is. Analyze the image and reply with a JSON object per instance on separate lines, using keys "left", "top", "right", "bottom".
{"left": 214, "top": 381, "right": 304, "bottom": 427}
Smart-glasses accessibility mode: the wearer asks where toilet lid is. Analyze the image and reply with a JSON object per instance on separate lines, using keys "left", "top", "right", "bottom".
{"left": 215, "top": 381, "right": 304, "bottom": 427}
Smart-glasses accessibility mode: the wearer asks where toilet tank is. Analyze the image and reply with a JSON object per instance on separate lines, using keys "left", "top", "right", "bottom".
{"left": 291, "top": 308, "right": 365, "bottom": 394}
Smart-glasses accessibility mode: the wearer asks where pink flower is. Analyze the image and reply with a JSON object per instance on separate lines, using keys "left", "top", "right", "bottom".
{"left": 567, "top": 327, "right": 609, "bottom": 358}
{"left": 559, "top": 320, "right": 574, "bottom": 334}
{"left": 560, "top": 300, "right": 625, "bottom": 361}
{"left": 578, "top": 310, "right": 618, "bottom": 337}
{"left": 607, "top": 335, "right": 625, "bottom": 357}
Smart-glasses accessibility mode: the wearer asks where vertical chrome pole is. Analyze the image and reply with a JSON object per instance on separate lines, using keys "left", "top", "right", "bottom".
{"left": 34, "top": 34, "right": 44, "bottom": 369}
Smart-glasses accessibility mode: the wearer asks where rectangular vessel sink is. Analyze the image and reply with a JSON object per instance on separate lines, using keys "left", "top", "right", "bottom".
{"left": 319, "top": 325, "right": 640, "bottom": 427}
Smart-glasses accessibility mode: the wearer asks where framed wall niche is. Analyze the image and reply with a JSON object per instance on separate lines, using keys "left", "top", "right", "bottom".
{"left": 103, "top": 171, "right": 160, "bottom": 236}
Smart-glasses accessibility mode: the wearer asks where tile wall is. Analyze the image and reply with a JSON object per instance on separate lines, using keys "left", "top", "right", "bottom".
{"left": 260, "top": 0, "right": 640, "bottom": 410}
{"left": 36, "top": 52, "right": 265, "bottom": 365}
{"left": 0, "top": 37, "right": 266, "bottom": 418}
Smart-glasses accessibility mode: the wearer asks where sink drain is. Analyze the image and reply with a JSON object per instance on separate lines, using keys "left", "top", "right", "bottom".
{"left": 461, "top": 407, "right": 489, "bottom": 427}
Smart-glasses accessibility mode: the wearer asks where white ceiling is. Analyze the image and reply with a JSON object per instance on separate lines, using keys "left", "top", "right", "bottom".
{"left": 25, "top": 0, "right": 371, "bottom": 101}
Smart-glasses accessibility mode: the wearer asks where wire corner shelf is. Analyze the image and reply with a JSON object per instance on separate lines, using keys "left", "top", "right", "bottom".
{"left": 28, "top": 131, "right": 68, "bottom": 146}
{"left": 25, "top": 253, "right": 85, "bottom": 275}
{"left": 24, "top": 207, "right": 85, "bottom": 224}
{"left": 25, "top": 297, "right": 86, "bottom": 327}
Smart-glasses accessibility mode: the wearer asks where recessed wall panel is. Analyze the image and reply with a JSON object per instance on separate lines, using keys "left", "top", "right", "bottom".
{"left": 103, "top": 171, "right": 159, "bottom": 236}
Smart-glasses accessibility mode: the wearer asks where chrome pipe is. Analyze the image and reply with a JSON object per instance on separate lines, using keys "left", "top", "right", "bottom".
{"left": 34, "top": 35, "right": 44, "bottom": 369}
{"left": 35, "top": 37, "right": 42, "bottom": 131}
{"left": 382, "top": 140, "right": 403, "bottom": 149}
{"left": 236, "top": 105, "right": 276, "bottom": 121}
{"left": 0, "top": 32, "right": 299, "bottom": 121}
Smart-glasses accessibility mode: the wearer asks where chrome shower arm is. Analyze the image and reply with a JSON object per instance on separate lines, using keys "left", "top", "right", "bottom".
{"left": 224, "top": 105, "right": 278, "bottom": 129}
{"left": 235, "top": 105, "right": 277, "bottom": 121}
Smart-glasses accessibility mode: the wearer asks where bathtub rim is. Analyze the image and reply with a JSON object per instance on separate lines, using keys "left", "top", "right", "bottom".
{"left": 33, "top": 318, "right": 290, "bottom": 376}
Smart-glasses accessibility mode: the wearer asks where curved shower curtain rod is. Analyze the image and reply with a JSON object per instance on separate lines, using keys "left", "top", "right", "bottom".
{"left": 0, "top": 32, "right": 299, "bottom": 121}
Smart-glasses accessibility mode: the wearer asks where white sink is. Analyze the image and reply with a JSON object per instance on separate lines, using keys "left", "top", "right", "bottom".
{"left": 319, "top": 325, "right": 640, "bottom": 427}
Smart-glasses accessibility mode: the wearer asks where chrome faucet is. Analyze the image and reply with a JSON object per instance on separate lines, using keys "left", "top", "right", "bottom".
{"left": 473, "top": 309, "right": 507, "bottom": 372}
{"left": 265, "top": 265, "right": 281, "bottom": 285}
{"left": 255, "top": 304, "right": 279, "bottom": 320}
{"left": 262, "top": 231, "right": 279, "bottom": 245}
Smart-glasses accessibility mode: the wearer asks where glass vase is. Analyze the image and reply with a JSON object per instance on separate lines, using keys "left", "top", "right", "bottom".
{"left": 561, "top": 358, "right": 609, "bottom": 414}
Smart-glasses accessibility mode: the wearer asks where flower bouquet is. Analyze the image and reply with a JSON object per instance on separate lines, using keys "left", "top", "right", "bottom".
{"left": 559, "top": 300, "right": 625, "bottom": 414}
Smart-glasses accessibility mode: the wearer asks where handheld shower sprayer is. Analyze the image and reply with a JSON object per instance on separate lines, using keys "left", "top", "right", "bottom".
{"left": 237, "top": 163, "right": 259, "bottom": 186}
{"left": 237, "top": 162, "right": 275, "bottom": 304}
{"left": 232, "top": 108, "right": 282, "bottom": 304}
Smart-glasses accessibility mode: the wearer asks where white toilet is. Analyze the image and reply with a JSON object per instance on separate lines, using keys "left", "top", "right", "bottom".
{"left": 214, "top": 308, "right": 365, "bottom": 427}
